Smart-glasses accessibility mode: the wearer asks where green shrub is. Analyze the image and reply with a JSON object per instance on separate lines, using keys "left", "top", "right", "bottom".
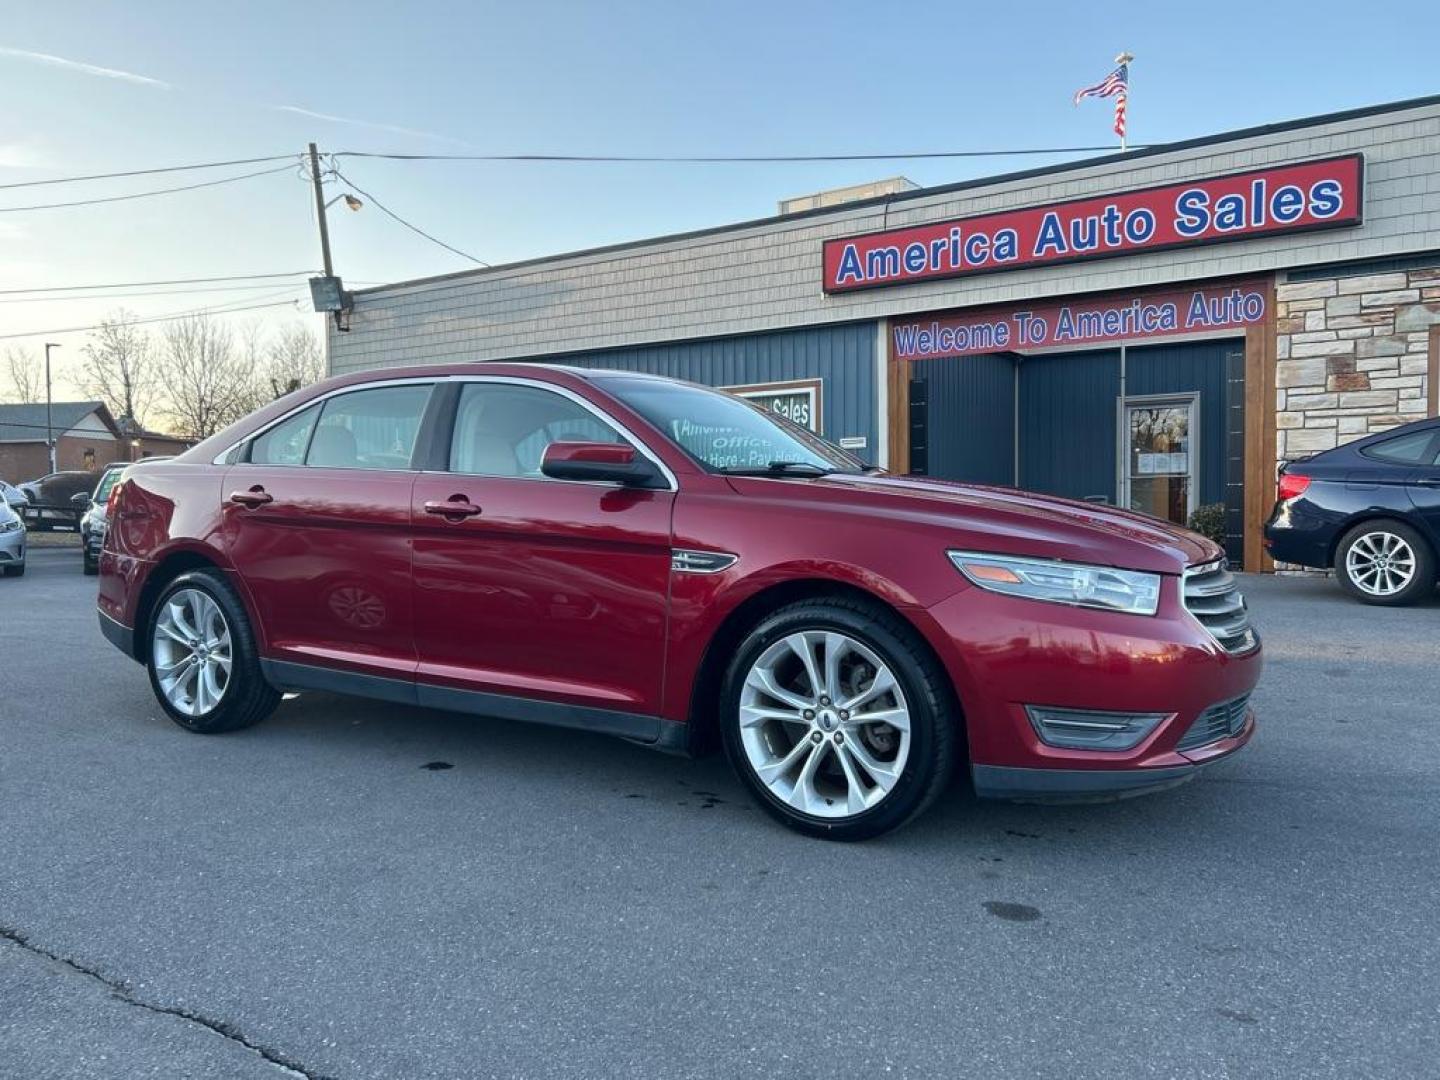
{"left": 1187, "top": 502, "right": 1228, "bottom": 545}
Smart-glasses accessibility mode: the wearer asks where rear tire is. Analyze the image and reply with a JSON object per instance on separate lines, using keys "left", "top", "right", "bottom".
{"left": 146, "top": 568, "right": 280, "bottom": 733}
{"left": 1336, "top": 520, "right": 1435, "bottom": 606}
{"left": 719, "top": 596, "right": 957, "bottom": 841}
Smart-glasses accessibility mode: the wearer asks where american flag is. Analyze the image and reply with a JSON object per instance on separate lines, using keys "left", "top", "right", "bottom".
{"left": 1074, "top": 63, "right": 1129, "bottom": 138}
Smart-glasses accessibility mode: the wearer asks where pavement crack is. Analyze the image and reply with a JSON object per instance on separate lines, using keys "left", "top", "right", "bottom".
{"left": 0, "top": 924, "right": 336, "bottom": 1080}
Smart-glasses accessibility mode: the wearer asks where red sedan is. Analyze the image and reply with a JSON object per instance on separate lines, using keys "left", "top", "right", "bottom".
{"left": 97, "top": 364, "right": 1261, "bottom": 839}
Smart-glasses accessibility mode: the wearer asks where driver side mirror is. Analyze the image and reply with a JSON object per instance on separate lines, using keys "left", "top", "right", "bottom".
{"left": 540, "top": 441, "right": 664, "bottom": 488}
{"left": 71, "top": 492, "right": 92, "bottom": 508}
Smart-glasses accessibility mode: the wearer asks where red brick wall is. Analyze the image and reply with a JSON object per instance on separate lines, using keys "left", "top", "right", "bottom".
{"left": 0, "top": 437, "right": 130, "bottom": 483}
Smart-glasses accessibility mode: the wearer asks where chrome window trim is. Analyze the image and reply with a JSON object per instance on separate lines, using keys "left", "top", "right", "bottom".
{"left": 212, "top": 377, "right": 441, "bottom": 466}
{"left": 217, "top": 373, "right": 679, "bottom": 490}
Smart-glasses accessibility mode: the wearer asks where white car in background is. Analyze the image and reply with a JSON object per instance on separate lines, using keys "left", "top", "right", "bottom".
{"left": 0, "top": 480, "right": 29, "bottom": 515}
{"left": 0, "top": 491, "right": 25, "bottom": 577}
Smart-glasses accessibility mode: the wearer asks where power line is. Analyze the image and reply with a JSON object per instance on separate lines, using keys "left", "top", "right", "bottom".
{"left": 0, "top": 295, "right": 308, "bottom": 342}
{"left": 0, "top": 271, "right": 319, "bottom": 297}
{"left": 0, "top": 281, "right": 311, "bottom": 305}
{"left": 331, "top": 167, "right": 489, "bottom": 267}
{"left": 334, "top": 145, "right": 1147, "bottom": 164}
{"left": 0, "top": 154, "right": 298, "bottom": 191}
{"left": 0, "top": 163, "right": 299, "bottom": 214}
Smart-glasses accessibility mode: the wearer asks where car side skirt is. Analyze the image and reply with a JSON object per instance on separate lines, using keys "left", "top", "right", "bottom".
{"left": 259, "top": 659, "right": 691, "bottom": 756}
{"left": 98, "top": 610, "right": 137, "bottom": 661}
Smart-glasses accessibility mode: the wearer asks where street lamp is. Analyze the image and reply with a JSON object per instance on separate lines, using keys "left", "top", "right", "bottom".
{"left": 43, "top": 342, "right": 60, "bottom": 473}
{"left": 324, "top": 193, "right": 364, "bottom": 212}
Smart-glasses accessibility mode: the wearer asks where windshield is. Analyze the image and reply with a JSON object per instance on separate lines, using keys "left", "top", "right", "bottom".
{"left": 593, "top": 376, "right": 864, "bottom": 474}
{"left": 93, "top": 468, "right": 124, "bottom": 504}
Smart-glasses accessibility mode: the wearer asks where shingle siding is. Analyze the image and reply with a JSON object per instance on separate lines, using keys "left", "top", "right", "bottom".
{"left": 330, "top": 102, "right": 1440, "bottom": 375}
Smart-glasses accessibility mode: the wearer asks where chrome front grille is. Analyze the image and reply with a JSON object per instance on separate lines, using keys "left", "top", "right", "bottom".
{"left": 1182, "top": 560, "right": 1257, "bottom": 655}
{"left": 1177, "top": 694, "right": 1251, "bottom": 751}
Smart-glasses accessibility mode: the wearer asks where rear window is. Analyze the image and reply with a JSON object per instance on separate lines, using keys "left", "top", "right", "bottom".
{"left": 1361, "top": 429, "right": 1438, "bottom": 465}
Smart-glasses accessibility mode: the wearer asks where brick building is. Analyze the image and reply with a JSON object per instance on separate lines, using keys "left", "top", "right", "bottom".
{"left": 327, "top": 95, "right": 1440, "bottom": 570}
{"left": 0, "top": 402, "right": 191, "bottom": 483}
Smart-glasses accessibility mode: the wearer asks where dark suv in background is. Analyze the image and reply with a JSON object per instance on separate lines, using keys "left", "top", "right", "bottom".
{"left": 1265, "top": 417, "right": 1440, "bottom": 605}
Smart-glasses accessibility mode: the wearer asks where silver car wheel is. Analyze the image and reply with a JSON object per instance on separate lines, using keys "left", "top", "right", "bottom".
{"left": 1345, "top": 531, "right": 1417, "bottom": 597}
{"left": 152, "top": 588, "right": 233, "bottom": 717}
{"left": 738, "top": 631, "right": 911, "bottom": 819}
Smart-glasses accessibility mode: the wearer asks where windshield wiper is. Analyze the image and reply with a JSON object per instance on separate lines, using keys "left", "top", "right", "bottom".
{"left": 718, "top": 460, "right": 833, "bottom": 477}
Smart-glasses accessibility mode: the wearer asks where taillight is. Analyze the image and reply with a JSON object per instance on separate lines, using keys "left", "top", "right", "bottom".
{"left": 105, "top": 479, "right": 124, "bottom": 517}
{"left": 1277, "top": 472, "right": 1311, "bottom": 501}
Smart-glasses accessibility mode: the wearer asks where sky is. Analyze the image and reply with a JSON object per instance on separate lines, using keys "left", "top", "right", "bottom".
{"left": 2, "top": 0, "right": 1437, "bottom": 404}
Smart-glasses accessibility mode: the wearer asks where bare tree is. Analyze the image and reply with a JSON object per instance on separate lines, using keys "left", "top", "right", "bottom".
{"left": 80, "top": 310, "right": 157, "bottom": 427}
{"left": 260, "top": 322, "right": 326, "bottom": 399}
{"left": 157, "top": 314, "right": 255, "bottom": 439}
{"left": 3, "top": 346, "right": 43, "bottom": 404}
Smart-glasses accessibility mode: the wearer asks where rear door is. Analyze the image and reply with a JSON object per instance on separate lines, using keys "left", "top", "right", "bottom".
{"left": 222, "top": 381, "right": 436, "bottom": 685}
{"left": 410, "top": 378, "right": 675, "bottom": 720}
{"left": 1403, "top": 429, "right": 1440, "bottom": 550}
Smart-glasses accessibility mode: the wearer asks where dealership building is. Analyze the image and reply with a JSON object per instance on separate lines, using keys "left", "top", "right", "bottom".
{"left": 328, "top": 95, "right": 1440, "bottom": 570}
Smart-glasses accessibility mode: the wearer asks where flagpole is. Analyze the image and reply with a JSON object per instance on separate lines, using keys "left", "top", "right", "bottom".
{"left": 1116, "top": 51, "right": 1133, "bottom": 152}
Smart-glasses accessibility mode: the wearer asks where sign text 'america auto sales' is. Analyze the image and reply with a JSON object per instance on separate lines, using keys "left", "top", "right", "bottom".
{"left": 822, "top": 155, "right": 1363, "bottom": 293}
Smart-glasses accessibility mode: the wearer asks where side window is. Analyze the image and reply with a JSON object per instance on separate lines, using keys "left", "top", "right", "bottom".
{"left": 450, "top": 383, "right": 628, "bottom": 477}
{"left": 1361, "top": 429, "right": 1436, "bottom": 466}
{"left": 307, "top": 385, "right": 433, "bottom": 471}
{"left": 248, "top": 404, "right": 320, "bottom": 465}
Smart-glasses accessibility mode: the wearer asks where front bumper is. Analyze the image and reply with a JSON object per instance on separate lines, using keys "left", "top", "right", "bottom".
{"left": 972, "top": 712, "right": 1254, "bottom": 801}
{"left": 912, "top": 574, "right": 1263, "bottom": 801}
{"left": 0, "top": 530, "right": 24, "bottom": 565}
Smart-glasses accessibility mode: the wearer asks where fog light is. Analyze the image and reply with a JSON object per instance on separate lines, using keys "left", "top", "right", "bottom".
{"left": 1025, "top": 706, "right": 1170, "bottom": 751}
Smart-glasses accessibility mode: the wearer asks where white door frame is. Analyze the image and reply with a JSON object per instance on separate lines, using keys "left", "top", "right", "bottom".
{"left": 1116, "top": 391, "right": 1201, "bottom": 522}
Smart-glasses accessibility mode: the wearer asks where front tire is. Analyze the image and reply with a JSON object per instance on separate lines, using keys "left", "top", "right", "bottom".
{"left": 146, "top": 569, "right": 280, "bottom": 733}
{"left": 3, "top": 563, "right": 23, "bottom": 577}
{"left": 719, "top": 597, "right": 957, "bottom": 841}
{"left": 1336, "top": 520, "right": 1435, "bottom": 606}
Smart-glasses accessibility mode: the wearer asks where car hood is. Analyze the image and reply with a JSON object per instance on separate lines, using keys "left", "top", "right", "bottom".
{"left": 735, "top": 472, "right": 1222, "bottom": 574}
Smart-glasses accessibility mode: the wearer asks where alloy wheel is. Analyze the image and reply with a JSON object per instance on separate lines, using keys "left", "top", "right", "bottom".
{"left": 152, "top": 588, "right": 233, "bottom": 717}
{"left": 1345, "top": 531, "right": 1417, "bottom": 597}
{"left": 738, "top": 631, "right": 911, "bottom": 819}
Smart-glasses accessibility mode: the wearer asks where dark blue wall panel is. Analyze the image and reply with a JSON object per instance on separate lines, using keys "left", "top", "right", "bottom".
{"left": 913, "top": 354, "right": 1016, "bottom": 485}
{"left": 1018, "top": 349, "right": 1120, "bottom": 503}
{"left": 537, "top": 324, "right": 878, "bottom": 456}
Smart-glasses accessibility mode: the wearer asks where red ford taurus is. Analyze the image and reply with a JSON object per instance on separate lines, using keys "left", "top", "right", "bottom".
{"left": 97, "top": 364, "right": 1260, "bottom": 839}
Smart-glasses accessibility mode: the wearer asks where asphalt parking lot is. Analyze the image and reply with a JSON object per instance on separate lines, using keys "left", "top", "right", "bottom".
{"left": 2, "top": 545, "right": 1437, "bottom": 1080}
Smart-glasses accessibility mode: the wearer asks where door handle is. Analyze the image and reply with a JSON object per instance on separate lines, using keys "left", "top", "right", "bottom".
{"left": 423, "top": 497, "right": 482, "bottom": 518}
{"left": 229, "top": 487, "right": 273, "bottom": 508}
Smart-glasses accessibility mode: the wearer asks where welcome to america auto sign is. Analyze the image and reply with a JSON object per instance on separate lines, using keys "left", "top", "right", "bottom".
{"left": 822, "top": 155, "right": 1363, "bottom": 294}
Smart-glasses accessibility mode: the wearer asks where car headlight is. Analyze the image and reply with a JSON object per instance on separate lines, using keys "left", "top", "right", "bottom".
{"left": 0, "top": 518, "right": 20, "bottom": 534}
{"left": 948, "top": 551, "right": 1161, "bottom": 616}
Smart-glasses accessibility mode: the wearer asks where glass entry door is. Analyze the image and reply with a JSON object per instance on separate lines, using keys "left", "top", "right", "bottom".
{"left": 1122, "top": 395, "right": 1198, "bottom": 526}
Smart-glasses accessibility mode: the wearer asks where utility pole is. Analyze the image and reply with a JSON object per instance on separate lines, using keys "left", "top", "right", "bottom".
{"left": 308, "top": 142, "right": 335, "bottom": 278}
{"left": 43, "top": 342, "right": 60, "bottom": 473}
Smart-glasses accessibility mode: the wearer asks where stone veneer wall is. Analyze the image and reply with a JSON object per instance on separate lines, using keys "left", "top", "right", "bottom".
{"left": 1274, "top": 267, "right": 1440, "bottom": 461}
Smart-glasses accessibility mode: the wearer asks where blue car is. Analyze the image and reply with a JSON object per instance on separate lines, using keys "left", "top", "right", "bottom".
{"left": 1265, "top": 417, "right": 1440, "bottom": 605}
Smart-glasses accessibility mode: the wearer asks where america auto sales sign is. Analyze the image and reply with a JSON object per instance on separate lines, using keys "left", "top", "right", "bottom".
{"left": 821, "top": 155, "right": 1363, "bottom": 294}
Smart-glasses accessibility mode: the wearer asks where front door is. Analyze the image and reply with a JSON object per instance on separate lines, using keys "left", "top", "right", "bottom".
{"left": 410, "top": 379, "right": 675, "bottom": 720}
{"left": 222, "top": 382, "right": 435, "bottom": 682}
{"left": 1122, "top": 395, "right": 1199, "bottom": 526}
